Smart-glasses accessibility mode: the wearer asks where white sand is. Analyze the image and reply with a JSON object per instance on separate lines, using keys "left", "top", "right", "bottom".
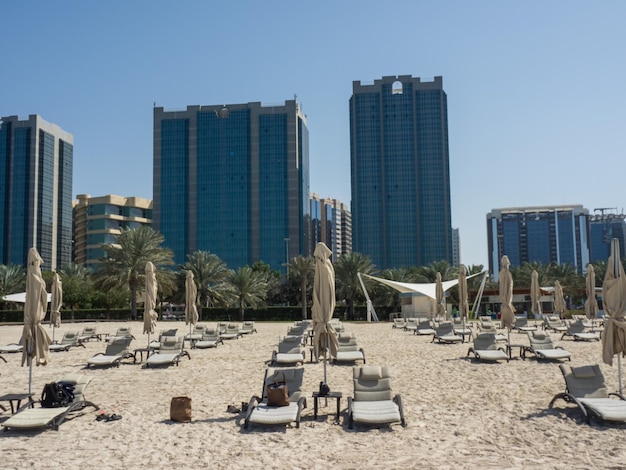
{"left": 0, "top": 320, "right": 623, "bottom": 469}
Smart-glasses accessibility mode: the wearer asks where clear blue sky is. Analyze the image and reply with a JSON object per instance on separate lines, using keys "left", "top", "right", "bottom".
{"left": 3, "top": 1, "right": 625, "bottom": 268}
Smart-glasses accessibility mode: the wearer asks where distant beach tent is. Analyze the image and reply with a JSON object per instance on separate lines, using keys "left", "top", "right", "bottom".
{"left": 360, "top": 272, "right": 485, "bottom": 300}
{"left": 3, "top": 292, "right": 52, "bottom": 304}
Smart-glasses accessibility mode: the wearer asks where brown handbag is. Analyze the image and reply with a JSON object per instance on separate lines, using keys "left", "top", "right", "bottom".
{"left": 266, "top": 371, "right": 289, "bottom": 407}
{"left": 170, "top": 396, "right": 192, "bottom": 422}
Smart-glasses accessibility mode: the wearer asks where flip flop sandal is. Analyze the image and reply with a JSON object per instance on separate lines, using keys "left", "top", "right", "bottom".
{"left": 107, "top": 414, "right": 122, "bottom": 421}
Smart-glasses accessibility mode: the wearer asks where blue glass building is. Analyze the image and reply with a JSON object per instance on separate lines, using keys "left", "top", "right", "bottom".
{"left": 0, "top": 115, "right": 73, "bottom": 270}
{"left": 153, "top": 101, "right": 310, "bottom": 271}
{"left": 487, "top": 205, "right": 590, "bottom": 279}
{"left": 349, "top": 75, "right": 452, "bottom": 269}
{"left": 589, "top": 212, "right": 626, "bottom": 263}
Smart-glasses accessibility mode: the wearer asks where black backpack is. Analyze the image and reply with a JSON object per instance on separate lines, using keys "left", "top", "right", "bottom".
{"left": 41, "top": 382, "right": 75, "bottom": 408}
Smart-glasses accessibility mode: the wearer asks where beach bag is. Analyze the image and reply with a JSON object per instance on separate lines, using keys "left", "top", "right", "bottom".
{"left": 266, "top": 372, "right": 289, "bottom": 407}
{"left": 170, "top": 396, "right": 192, "bottom": 422}
{"left": 41, "top": 382, "right": 73, "bottom": 408}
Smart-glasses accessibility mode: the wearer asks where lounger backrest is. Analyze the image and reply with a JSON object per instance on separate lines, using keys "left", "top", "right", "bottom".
{"left": 105, "top": 337, "right": 132, "bottom": 356}
{"left": 568, "top": 320, "right": 586, "bottom": 334}
{"left": 353, "top": 365, "right": 393, "bottom": 402}
{"left": 114, "top": 327, "right": 132, "bottom": 337}
{"left": 217, "top": 322, "right": 229, "bottom": 333}
{"left": 278, "top": 336, "right": 303, "bottom": 354}
{"left": 226, "top": 324, "right": 239, "bottom": 333}
{"left": 243, "top": 321, "right": 254, "bottom": 328}
{"left": 61, "top": 331, "right": 80, "bottom": 344}
{"left": 337, "top": 332, "right": 358, "bottom": 352}
{"left": 515, "top": 316, "right": 528, "bottom": 328}
{"left": 264, "top": 367, "right": 304, "bottom": 402}
{"left": 57, "top": 373, "right": 92, "bottom": 403}
{"left": 81, "top": 326, "right": 96, "bottom": 335}
{"left": 193, "top": 324, "right": 204, "bottom": 334}
{"left": 436, "top": 322, "right": 454, "bottom": 335}
{"left": 160, "top": 336, "right": 183, "bottom": 352}
{"left": 527, "top": 331, "right": 555, "bottom": 350}
{"left": 560, "top": 364, "right": 609, "bottom": 399}
{"left": 473, "top": 332, "right": 498, "bottom": 350}
{"left": 202, "top": 328, "right": 219, "bottom": 341}
{"left": 417, "top": 320, "right": 432, "bottom": 329}
{"left": 159, "top": 328, "right": 177, "bottom": 339}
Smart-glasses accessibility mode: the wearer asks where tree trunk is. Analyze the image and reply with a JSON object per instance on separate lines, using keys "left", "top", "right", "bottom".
{"left": 301, "top": 278, "right": 307, "bottom": 320}
{"left": 130, "top": 286, "right": 137, "bottom": 320}
{"left": 239, "top": 300, "right": 245, "bottom": 322}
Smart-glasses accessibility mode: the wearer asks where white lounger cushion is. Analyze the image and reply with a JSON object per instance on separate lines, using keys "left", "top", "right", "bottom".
{"left": 248, "top": 402, "right": 300, "bottom": 425}
{"left": 474, "top": 349, "right": 508, "bottom": 362}
{"left": 2, "top": 407, "right": 71, "bottom": 429}
{"left": 274, "top": 353, "right": 304, "bottom": 364}
{"left": 536, "top": 349, "right": 571, "bottom": 360}
{"left": 336, "top": 351, "right": 365, "bottom": 362}
{"left": 578, "top": 398, "right": 626, "bottom": 422}
{"left": 87, "top": 355, "right": 122, "bottom": 366}
{"left": 146, "top": 353, "right": 179, "bottom": 366}
{"left": 351, "top": 400, "right": 401, "bottom": 425}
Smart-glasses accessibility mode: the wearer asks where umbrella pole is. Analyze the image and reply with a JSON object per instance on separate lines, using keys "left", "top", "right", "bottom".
{"left": 619, "top": 355, "right": 623, "bottom": 396}
{"left": 28, "top": 342, "right": 33, "bottom": 395}
{"left": 147, "top": 331, "right": 151, "bottom": 352}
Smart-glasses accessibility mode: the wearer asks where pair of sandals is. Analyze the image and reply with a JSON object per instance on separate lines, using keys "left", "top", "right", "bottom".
{"left": 96, "top": 412, "right": 122, "bottom": 422}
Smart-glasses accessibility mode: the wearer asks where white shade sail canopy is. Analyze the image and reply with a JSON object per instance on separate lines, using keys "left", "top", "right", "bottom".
{"left": 3, "top": 292, "right": 52, "bottom": 304}
{"left": 361, "top": 272, "right": 485, "bottom": 299}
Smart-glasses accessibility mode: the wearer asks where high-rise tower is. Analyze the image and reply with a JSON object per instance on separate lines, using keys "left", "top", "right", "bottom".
{"left": 350, "top": 75, "right": 452, "bottom": 269}
{"left": 153, "top": 100, "right": 310, "bottom": 270}
{"left": 0, "top": 115, "right": 73, "bottom": 269}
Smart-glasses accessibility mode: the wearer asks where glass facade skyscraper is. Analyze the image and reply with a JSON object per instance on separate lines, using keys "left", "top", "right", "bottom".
{"left": 0, "top": 115, "right": 73, "bottom": 270}
{"left": 153, "top": 101, "right": 310, "bottom": 271}
{"left": 487, "top": 205, "right": 590, "bottom": 279}
{"left": 589, "top": 211, "right": 626, "bottom": 263}
{"left": 349, "top": 75, "right": 452, "bottom": 269}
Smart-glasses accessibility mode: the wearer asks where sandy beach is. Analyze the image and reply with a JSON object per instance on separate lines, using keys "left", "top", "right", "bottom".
{"left": 0, "top": 320, "right": 624, "bottom": 469}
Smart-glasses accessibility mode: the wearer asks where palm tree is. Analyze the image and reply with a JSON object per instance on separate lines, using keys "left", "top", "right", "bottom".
{"left": 289, "top": 255, "right": 314, "bottom": 320}
{"left": 228, "top": 266, "right": 268, "bottom": 321}
{"left": 94, "top": 226, "right": 174, "bottom": 319}
{"left": 58, "top": 263, "right": 93, "bottom": 316}
{"left": 181, "top": 251, "right": 231, "bottom": 307}
{"left": 335, "top": 252, "right": 376, "bottom": 320}
{"left": 0, "top": 264, "right": 26, "bottom": 301}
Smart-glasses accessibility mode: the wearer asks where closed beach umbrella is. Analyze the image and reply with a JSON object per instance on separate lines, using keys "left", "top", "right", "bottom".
{"left": 553, "top": 281, "right": 566, "bottom": 318}
{"left": 602, "top": 239, "right": 626, "bottom": 394}
{"left": 458, "top": 265, "right": 469, "bottom": 333}
{"left": 499, "top": 255, "right": 515, "bottom": 343}
{"left": 312, "top": 242, "right": 338, "bottom": 389}
{"left": 50, "top": 272, "right": 62, "bottom": 342}
{"left": 185, "top": 270, "right": 199, "bottom": 338}
{"left": 530, "top": 270, "right": 542, "bottom": 324}
{"left": 436, "top": 272, "right": 446, "bottom": 320}
{"left": 23, "top": 248, "right": 51, "bottom": 394}
{"left": 144, "top": 262, "right": 158, "bottom": 349}
{"left": 585, "top": 264, "right": 599, "bottom": 322}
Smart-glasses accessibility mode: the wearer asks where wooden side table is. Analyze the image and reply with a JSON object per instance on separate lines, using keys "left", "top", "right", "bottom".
{"left": 312, "top": 391, "right": 342, "bottom": 421}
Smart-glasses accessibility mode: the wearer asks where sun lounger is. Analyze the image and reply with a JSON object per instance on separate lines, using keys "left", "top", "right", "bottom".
{"left": 240, "top": 321, "right": 257, "bottom": 335}
{"left": 333, "top": 332, "right": 366, "bottom": 364}
{"left": 543, "top": 315, "right": 568, "bottom": 333}
{"left": 2, "top": 373, "right": 98, "bottom": 431}
{"left": 106, "top": 326, "right": 135, "bottom": 342}
{"left": 145, "top": 336, "right": 190, "bottom": 367}
{"left": 87, "top": 337, "right": 134, "bottom": 368}
{"left": 432, "top": 322, "right": 463, "bottom": 344}
{"left": 415, "top": 319, "right": 436, "bottom": 336}
{"left": 0, "top": 338, "right": 23, "bottom": 354}
{"left": 194, "top": 327, "right": 224, "bottom": 349}
{"left": 220, "top": 323, "right": 242, "bottom": 340}
{"left": 466, "top": 332, "right": 508, "bottom": 362}
{"left": 514, "top": 316, "right": 537, "bottom": 333}
{"left": 149, "top": 328, "right": 178, "bottom": 349}
{"left": 49, "top": 331, "right": 86, "bottom": 352}
{"left": 392, "top": 318, "right": 405, "bottom": 329}
{"left": 403, "top": 318, "right": 418, "bottom": 332}
{"left": 185, "top": 324, "right": 205, "bottom": 344}
{"left": 271, "top": 336, "right": 305, "bottom": 366}
{"left": 348, "top": 365, "right": 406, "bottom": 429}
{"left": 522, "top": 330, "right": 571, "bottom": 361}
{"left": 561, "top": 319, "right": 601, "bottom": 341}
{"left": 549, "top": 364, "right": 626, "bottom": 424}
{"left": 77, "top": 326, "right": 101, "bottom": 342}
{"left": 244, "top": 367, "right": 306, "bottom": 429}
